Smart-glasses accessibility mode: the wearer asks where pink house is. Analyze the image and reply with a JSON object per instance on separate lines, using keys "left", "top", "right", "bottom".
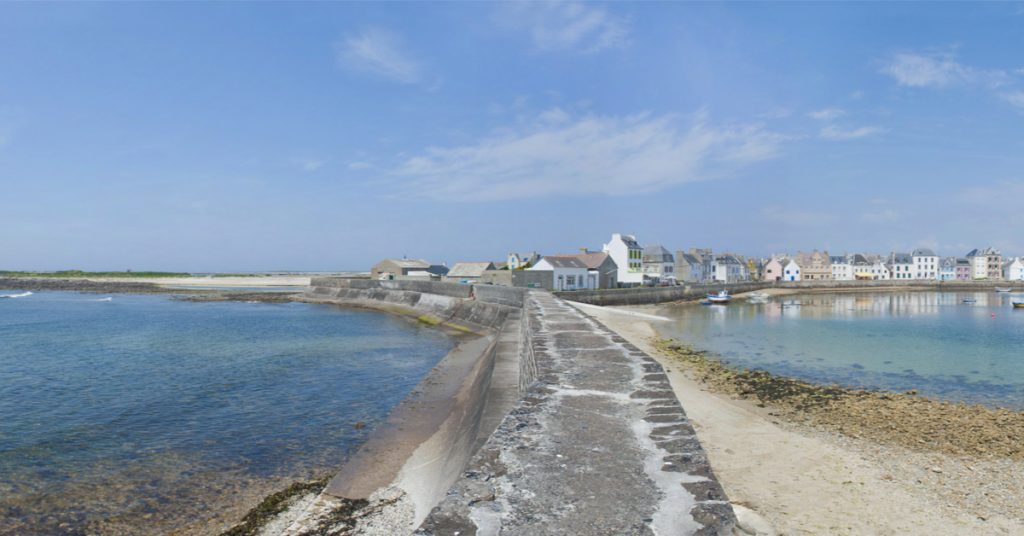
{"left": 763, "top": 258, "right": 785, "bottom": 282}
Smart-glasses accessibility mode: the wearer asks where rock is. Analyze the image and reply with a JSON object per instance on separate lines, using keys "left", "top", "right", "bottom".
{"left": 731, "top": 504, "right": 777, "bottom": 536}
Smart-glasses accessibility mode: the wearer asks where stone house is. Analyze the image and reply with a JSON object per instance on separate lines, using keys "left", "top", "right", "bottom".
{"left": 443, "top": 262, "right": 496, "bottom": 283}
{"left": 371, "top": 258, "right": 448, "bottom": 280}
{"left": 795, "top": 251, "right": 832, "bottom": 281}
{"left": 527, "top": 256, "right": 592, "bottom": 291}
{"left": 967, "top": 248, "right": 1003, "bottom": 280}
{"left": 642, "top": 245, "right": 675, "bottom": 283}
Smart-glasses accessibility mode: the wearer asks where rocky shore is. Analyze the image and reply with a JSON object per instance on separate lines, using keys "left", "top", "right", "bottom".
{"left": 655, "top": 340, "right": 1024, "bottom": 460}
{"left": 0, "top": 277, "right": 175, "bottom": 294}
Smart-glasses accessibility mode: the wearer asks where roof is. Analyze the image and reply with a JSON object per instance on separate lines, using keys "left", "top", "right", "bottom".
{"left": 677, "top": 253, "right": 701, "bottom": 265}
{"left": 912, "top": 248, "right": 937, "bottom": 257}
{"left": 611, "top": 233, "right": 640, "bottom": 249}
{"left": 446, "top": 262, "right": 495, "bottom": 277}
{"left": 539, "top": 256, "right": 589, "bottom": 269}
{"left": 892, "top": 253, "right": 912, "bottom": 264}
{"left": 567, "top": 252, "right": 613, "bottom": 269}
{"left": 642, "top": 245, "right": 674, "bottom": 263}
{"left": 381, "top": 258, "right": 431, "bottom": 269}
{"left": 967, "top": 247, "right": 1001, "bottom": 257}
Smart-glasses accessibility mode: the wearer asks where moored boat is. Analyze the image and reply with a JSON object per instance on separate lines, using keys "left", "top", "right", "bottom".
{"left": 1013, "top": 300, "right": 1024, "bottom": 309}
{"left": 706, "top": 290, "right": 731, "bottom": 304}
{"left": 995, "top": 287, "right": 1012, "bottom": 293}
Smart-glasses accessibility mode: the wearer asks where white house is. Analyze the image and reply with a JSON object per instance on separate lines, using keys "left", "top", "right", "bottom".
{"left": 712, "top": 254, "right": 750, "bottom": 283}
{"left": 890, "top": 252, "right": 913, "bottom": 280}
{"left": 1005, "top": 257, "right": 1024, "bottom": 281}
{"left": 939, "top": 257, "right": 957, "bottom": 281}
{"left": 528, "top": 256, "right": 591, "bottom": 291}
{"left": 783, "top": 259, "right": 802, "bottom": 281}
{"left": 869, "top": 258, "right": 891, "bottom": 280}
{"left": 912, "top": 248, "right": 939, "bottom": 280}
{"left": 603, "top": 233, "right": 643, "bottom": 286}
{"left": 830, "top": 255, "right": 853, "bottom": 281}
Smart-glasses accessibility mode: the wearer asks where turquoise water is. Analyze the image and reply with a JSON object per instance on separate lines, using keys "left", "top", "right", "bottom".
{"left": 0, "top": 291, "right": 453, "bottom": 534}
{"left": 655, "top": 291, "right": 1024, "bottom": 409}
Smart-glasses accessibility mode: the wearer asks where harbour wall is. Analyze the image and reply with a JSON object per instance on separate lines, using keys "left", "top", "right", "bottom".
{"left": 275, "top": 279, "right": 731, "bottom": 535}
{"left": 558, "top": 279, "right": 1024, "bottom": 306}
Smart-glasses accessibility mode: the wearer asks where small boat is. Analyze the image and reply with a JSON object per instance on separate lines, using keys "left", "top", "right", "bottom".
{"left": 995, "top": 287, "right": 1012, "bottom": 293}
{"left": 706, "top": 290, "right": 731, "bottom": 304}
{"left": 1013, "top": 300, "right": 1024, "bottom": 309}
{"left": 962, "top": 298, "right": 977, "bottom": 304}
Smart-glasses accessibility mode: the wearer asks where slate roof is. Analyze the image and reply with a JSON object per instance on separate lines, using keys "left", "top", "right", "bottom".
{"left": 892, "top": 252, "right": 913, "bottom": 264}
{"left": 568, "top": 252, "right": 613, "bottom": 270}
{"left": 642, "top": 245, "right": 674, "bottom": 263}
{"left": 912, "top": 248, "right": 937, "bottom": 257}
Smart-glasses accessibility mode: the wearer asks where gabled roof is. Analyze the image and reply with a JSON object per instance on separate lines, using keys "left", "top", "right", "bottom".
{"left": 567, "top": 251, "right": 613, "bottom": 269}
{"left": 446, "top": 262, "right": 494, "bottom": 277}
{"left": 892, "top": 253, "right": 913, "bottom": 264}
{"left": 382, "top": 258, "right": 431, "bottom": 269}
{"left": 912, "top": 248, "right": 937, "bottom": 257}
{"left": 539, "top": 256, "right": 589, "bottom": 269}
{"left": 967, "top": 247, "right": 1001, "bottom": 257}
{"left": 677, "top": 253, "right": 701, "bottom": 265}
{"left": 642, "top": 245, "right": 674, "bottom": 263}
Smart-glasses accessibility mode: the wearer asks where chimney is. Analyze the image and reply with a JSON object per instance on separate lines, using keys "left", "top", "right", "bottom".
{"left": 580, "top": 247, "right": 589, "bottom": 254}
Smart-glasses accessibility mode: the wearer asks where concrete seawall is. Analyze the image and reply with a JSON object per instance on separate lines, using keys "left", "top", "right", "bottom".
{"left": 262, "top": 279, "right": 734, "bottom": 535}
{"left": 558, "top": 279, "right": 1024, "bottom": 306}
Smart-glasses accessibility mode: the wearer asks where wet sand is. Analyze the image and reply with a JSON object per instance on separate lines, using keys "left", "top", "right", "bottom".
{"left": 580, "top": 302, "right": 1024, "bottom": 536}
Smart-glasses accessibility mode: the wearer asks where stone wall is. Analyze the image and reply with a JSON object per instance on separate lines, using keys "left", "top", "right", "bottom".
{"left": 477, "top": 269, "right": 554, "bottom": 290}
{"left": 559, "top": 281, "right": 771, "bottom": 306}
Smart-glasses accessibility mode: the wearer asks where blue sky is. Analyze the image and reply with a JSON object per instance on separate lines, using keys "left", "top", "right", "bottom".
{"left": 2, "top": 2, "right": 1023, "bottom": 271}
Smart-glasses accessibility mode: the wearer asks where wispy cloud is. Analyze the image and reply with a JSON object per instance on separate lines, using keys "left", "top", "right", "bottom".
{"left": 292, "top": 157, "right": 326, "bottom": 172}
{"left": 808, "top": 108, "right": 845, "bottom": 121}
{"left": 499, "top": 1, "right": 629, "bottom": 53}
{"left": 880, "top": 51, "right": 1007, "bottom": 89}
{"left": 335, "top": 27, "right": 425, "bottom": 85}
{"left": 393, "top": 109, "right": 784, "bottom": 201}
{"left": 1001, "top": 91, "right": 1024, "bottom": 110}
{"left": 819, "top": 125, "right": 884, "bottom": 140}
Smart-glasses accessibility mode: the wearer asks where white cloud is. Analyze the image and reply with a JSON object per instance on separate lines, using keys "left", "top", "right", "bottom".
{"left": 393, "top": 110, "right": 785, "bottom": 201}
{"left": 861, "top": 208, "right": 901, "bottom": 224}
{"left": 292, "top": 157, "right": 326, "bottom": 172}
{"left": 335, "top": 27, "right": 424, "bottom": 84}
{"left": 819, "top": 125, "right": 884, "bottom": 140}
{"left": 348, "top": 161, "right": 372, "bottom": 170}
{"left": 500, "top": 1, "right": 629, "bottom": 53}
{"left": 880, "top": 51, "right": 1006, "bottom": 89}
{"left": 1001, "top": 91, "right": 1024, "bottom": 109}
{"left": 808, "top": 108, "right": 845, "bottom": 121}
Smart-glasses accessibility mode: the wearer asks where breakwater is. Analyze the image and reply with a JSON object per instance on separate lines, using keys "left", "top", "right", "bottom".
{"left": 261, "top": 279, "right": 734, "bottom": 535}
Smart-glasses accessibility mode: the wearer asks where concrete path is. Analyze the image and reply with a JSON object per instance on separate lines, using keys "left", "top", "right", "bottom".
{"left": 416, "top": 292, "right": 736, "bottom": 535}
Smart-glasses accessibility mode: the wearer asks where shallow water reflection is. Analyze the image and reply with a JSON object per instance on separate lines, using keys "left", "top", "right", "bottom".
{"left": 655, "top": 291, "right": 1024, "bottom": 408}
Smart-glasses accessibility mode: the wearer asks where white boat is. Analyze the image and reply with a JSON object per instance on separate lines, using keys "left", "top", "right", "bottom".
{"left": 706, "top": 290, "right": 732, "bottom": 304}
{"left": 995, "top": 287, "right": 1012, "bottom": 293}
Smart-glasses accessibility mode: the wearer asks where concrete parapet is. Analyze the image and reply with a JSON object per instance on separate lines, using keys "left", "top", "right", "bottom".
{"left": 560, "top": 281, "right": 770, "bottom": 306}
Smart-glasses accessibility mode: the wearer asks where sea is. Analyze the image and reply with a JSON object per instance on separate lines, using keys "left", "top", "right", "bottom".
{"left": 654, "top": 291, "right": 1024, "bottom": 409}
{"left": 0, "top": 290, "right": 453, "bottom": 535}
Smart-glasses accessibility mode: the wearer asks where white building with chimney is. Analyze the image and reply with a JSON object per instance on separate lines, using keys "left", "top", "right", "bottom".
{"left": 603, "top": 233, "right": 644, "bottom": 286}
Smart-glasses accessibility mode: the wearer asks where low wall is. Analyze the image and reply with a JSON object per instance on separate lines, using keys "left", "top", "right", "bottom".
{"left": 559, "top": 281, "right": 771, "bottom": 306}
{"left": 559, "top": 279, "right": 1024, "bottom": 306}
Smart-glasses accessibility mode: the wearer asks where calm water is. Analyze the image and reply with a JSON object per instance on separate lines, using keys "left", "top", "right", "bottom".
{"left": 655, "top": 291, "right": 1024, "bottom": 409}
{"left": 0, "top": 291, "right": 453, "bottom": 535}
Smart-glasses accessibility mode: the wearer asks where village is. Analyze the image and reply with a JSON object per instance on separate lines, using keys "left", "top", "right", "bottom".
{"left": 370, "top": 233, "right": 1024, "bottom": 291}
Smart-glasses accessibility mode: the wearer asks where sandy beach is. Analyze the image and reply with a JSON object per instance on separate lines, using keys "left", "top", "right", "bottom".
{"left": 575, "top": 301, "right": 1024, "bottom": 536}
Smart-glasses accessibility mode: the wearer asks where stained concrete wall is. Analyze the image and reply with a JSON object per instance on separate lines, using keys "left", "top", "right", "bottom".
{"left": 477, "top": 269, "right": 555, "bottom": 290}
